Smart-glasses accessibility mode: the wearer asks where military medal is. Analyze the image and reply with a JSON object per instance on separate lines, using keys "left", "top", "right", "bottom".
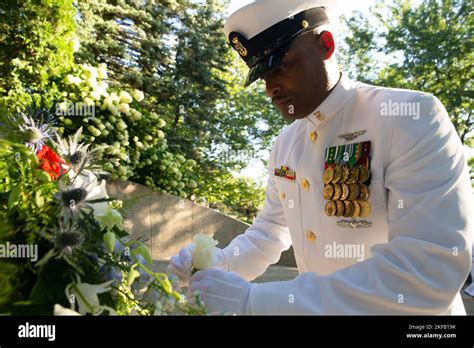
{"left": 341, "top": 165, "right": 350, "bottom": 182}
{"left": 358, "top": 165, "right": 370, "bottom": 183}
{"left": 323, "top": 141, "right": 372, "bottom": 224}
{"left": 347, "top": 166, "right": 359, "bottom": 184}
{"left": 358, "top": 184, "right": 370, "bottom": 201}
{"left": 335, "top": 200, "right": 344, "bottom": 216}
{"left": 358, "top": 200, "right": 371, "bottom": 218}
{"left": 331, "top": 164, "right": 342, "bottom": 183}
{"left": 348, "top": 184, "right": 360, "bottom": 201}
{"left": 325, "top": 201, "right": 336, "bottom": 216}
{"left": 332, "top": 183, "right": 342, "bottom": 200}
{"left": 352, "top": 200, "right": 360, "bottom": 218}
{"left": 323, "top": 166, "right": 334, "bottom": 184}
{"left": 340, "top": 183, "right": 350, "bottom": 200}
{"left": 343, "top": 201, "right": 354, "bottom": 217}
{"left": 322, "top": 184, "right": 334, "bottom": 200}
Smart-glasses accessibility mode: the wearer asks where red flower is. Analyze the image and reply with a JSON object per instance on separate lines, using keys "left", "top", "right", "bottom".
{"left": 37, "top": 145, "right": 67, "bottom": 180}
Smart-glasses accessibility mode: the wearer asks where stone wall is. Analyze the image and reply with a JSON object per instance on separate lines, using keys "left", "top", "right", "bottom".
{"left": 107, "top": 180, "right": 296, "bottom": 267}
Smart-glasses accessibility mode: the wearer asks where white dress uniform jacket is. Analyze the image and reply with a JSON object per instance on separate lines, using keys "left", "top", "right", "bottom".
{"left": 223, "top": 73, "right": 473, "bottom": 315}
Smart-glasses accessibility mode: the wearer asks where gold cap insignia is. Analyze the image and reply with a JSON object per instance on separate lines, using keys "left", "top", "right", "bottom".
{"left": 231, "top": 37, "right": 248, "bottom": 57}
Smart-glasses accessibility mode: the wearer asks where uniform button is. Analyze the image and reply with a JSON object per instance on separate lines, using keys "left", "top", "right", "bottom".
{"left": 314, "top": 111, "right": 326, "bottom": 121}
{"left": 306, "top": 230, "right": 316, "bottom": 243}
{"left": 310, "top": 131, "right": 318, "bottom": 142}
{"left": 280, "top": 192, "right": 286, "bottom": 200}
{"left": 301, "top": 179, "right": 310, "bottom": 191}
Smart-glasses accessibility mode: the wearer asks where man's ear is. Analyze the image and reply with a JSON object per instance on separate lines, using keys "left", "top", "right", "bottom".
{"left": 319, "top": 31, "right": 335, "bottom": 60}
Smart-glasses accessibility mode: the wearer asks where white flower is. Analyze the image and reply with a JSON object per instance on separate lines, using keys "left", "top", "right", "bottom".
{"left": 131, "top": 109, "right": 142, "bottom": 120}
{"left": 102, "top": 97, "right": 113, "bottom": 109}
{"left": 72, "top": 169, "right": 108, "bottom": 201}
{"left": 54, "top": 304, "right": 80, "bottom": 316}
{"left": 119, "top": 91, "right": 133, "bottom": 104}
{"left": 72, "top": 37, "right": 80, "bottom": 53}
{"left": 192, "top": 234, "right": 218, "bottom": 270}
{"left": 82, "top": 65, "right": 98, "bottom": 79}
{"left": 97, "top": 63, "right": 108, "bottom": 79}
{"left": 94, "top": 205, "right": 123, "bottom": 231}
{"left": 97, "top": 81, "right": 109, "bottom": 96}
{"left": 86, "top": 77, "right": 98, "bottom": 89}
{"left": 89, "top": 91, "right": 101, "bottom": 101}
{"left": 65, "top": 75, "right": 82, "bottom": 85}
{"left": 83, "top": 97, "right": 94, "bottom": 106}
{"left": 119, "top": 103, "right": 130, "bottom": 115}
{"left": 109, "top": 106, "right": 119, "bottom": 115}
{"left": 67, "top": 280, "right": 114, "bottom": 315}
{"left": 110, "top": 93, "right": 120, "bottom": 105}
{"left": 132, "top": 89, "right": 144, "bottom": 102}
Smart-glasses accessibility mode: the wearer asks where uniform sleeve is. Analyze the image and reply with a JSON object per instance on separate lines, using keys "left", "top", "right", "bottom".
{"left": 222, "top": 139, "right": 293, "bottom": 281}
{"left": 248, "top": 94, "right": 473, "bottom": 314}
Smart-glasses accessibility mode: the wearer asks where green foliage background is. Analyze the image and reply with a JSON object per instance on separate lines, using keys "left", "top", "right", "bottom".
{"left": 0, "top": 0, "right": 282, "bottom": 222}
{"left": 1, "top": 0, "right": 472, "bottom": 224}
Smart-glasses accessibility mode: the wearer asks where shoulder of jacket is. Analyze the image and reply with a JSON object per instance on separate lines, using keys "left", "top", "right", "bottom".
{"left": 356, "top": 82, "right": 438, "bottom": 103}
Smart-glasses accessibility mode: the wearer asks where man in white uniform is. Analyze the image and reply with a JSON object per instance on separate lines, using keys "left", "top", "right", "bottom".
{"left": 168, "top": 0, "right": 473, "bottom": 315}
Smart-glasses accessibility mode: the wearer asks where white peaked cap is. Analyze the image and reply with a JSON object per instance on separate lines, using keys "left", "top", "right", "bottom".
{"left": 224, "top": 0, "right": 337, "bottom": 40}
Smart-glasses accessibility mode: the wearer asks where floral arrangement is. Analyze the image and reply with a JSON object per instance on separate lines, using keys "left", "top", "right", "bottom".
{"left": 0, "top": 99, "right": 205, "bottom": 315}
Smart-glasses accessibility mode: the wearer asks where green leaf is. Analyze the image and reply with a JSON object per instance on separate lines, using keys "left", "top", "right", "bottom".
{"left": 33, "top": 169, "right": 52, "bottom": 183}
{"left": 8, "top": 186, "right": 21, "bottom": 209}
{"left": 35, "top": 191, "right": 44, "bottom": 208}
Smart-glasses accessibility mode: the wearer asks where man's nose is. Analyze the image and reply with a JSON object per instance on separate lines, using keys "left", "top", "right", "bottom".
{"left": 265, "top": 75, "right": 281, "bottom": 97}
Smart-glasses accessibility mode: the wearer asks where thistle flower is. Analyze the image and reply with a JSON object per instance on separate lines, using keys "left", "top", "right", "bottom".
{"left": 9, "top": 100, "right": 56, "bottom": 153}
{"left": 54, "top": 221, "right": 85, "bottom": 255}
{"left": 53, "top": 127, "right": 103, "bottom": 175}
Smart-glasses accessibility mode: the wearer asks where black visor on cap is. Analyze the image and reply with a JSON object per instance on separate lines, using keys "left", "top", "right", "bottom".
{"left": 244, "top": 38, "right": 294, "bottom": 86}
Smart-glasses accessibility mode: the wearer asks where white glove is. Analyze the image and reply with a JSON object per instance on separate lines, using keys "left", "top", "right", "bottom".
{"left": 189, "top": 268, "right": 251, "bottom": 315}
{"left": 167, "top": 244, "right": 228, "bottom": 285}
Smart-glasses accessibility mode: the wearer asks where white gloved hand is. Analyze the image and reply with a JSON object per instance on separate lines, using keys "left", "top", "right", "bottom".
{"left": 167, "top": 243, "right": 228, "bottom": 285}
{"left": 189, "top": 268, "right": 251, "bottom": 315}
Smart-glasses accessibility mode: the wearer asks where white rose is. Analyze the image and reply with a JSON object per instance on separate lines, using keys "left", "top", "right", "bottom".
{"left": 191, "top": 234, "right": 218, "bottom": 270}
